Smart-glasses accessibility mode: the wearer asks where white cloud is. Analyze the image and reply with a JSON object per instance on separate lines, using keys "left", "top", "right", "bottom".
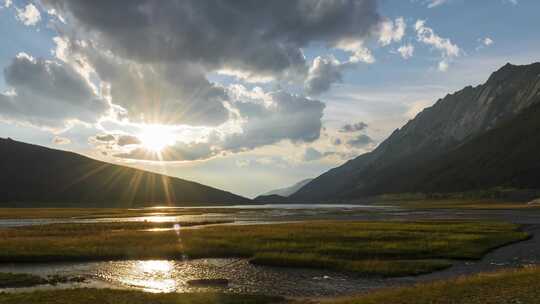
{"left": 438, "top": 60, "right": 449, "bottom": 72}
{"left": 476, "top": 37, "right": 494, "bottom": 51}
{"left": 415, "top": 20, "right": 460, "bottom": 71}
{"left": 0, "top": 53, "right": 111, "bottom": 130}
{"left": 379, "top": 17, "right": 406, "bottom": 46}
{"left": 335, "top": 40, "right": 375, "bottom": 64}
{"left": 397, "top": 44, "right": 415, "bottom": 59}
{"left": 426, "top": 0, "right": 448, "bottom": 8}
{"left": 483, "top": 37, "right": 494, "bottom": 46}
{"left": 1, "top": 0, "right": 12, "bottom": 8}
{"left": 15, "top": 3, "right": 41, "bottom": 26}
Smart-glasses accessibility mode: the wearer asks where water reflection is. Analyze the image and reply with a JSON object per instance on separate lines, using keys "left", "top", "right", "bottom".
{"left": 0, "top": 259, "right": 386, "bottom": 297}
{"left": 118, "top": 260, "right": 177, "bottom": 292}
{"left": 139, "top": 260, "right": 173, "bottom": 273}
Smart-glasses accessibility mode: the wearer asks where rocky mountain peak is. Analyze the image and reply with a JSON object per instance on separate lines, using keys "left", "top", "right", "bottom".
{"left": 291, "top": 62, "right": 540, "bottom": 201}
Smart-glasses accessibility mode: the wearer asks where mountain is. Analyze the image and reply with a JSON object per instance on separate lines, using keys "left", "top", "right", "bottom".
{"left": 0, "top": 138, "right": 249, "bottom": 207}
{"left": 253, "top": 194, "right": 288, "bottom": 203}
{"left": 352, "top": 98, "right": 540, "bottom": 196}
{"left": 291, "top": 62, "right": 540, "bottom": 201}
{"left": 261, "top": 178, "right": 314, "bottom": 197}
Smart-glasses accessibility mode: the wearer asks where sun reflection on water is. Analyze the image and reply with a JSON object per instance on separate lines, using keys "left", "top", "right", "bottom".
{"left": 119, "top": 260, "right": 177, "bottom": 293}
{"left": 139, "top": 215, "right": 179, "bottom": 223}
{"left": 139, "top": 260, "right": 173, "bottom": 273}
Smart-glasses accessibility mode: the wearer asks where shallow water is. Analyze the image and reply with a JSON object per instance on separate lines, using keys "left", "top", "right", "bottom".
{"left": 0, "top": 204, "right": 391, "bottom": 228}
{"left": 0, "top": 259, "right": 391, "bottom": 297}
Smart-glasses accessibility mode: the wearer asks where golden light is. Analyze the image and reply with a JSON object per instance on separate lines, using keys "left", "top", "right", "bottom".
{"left": 139, "top": 260, "right": 173, "bottom": 274}
{"left": 117, "top": 260, "right": 177, "bottom": 293}
{"left": 138, "top": 125, "right": 176, "bottom": 152}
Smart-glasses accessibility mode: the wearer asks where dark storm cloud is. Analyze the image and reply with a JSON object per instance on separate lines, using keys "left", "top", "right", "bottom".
{"left": 222, "top": 91, "right": 325, "bottom": 152}
{"left": 0, "top": 54, "right": 110, "bottom": 129}
{"left": 43, "top": 0, "right": 380, "bottom": 77}
{"left": 21, "top": 0, "right": 385, "bottom": 160}
{"left": 347, "top": 134, "right": 374, "bottom": 147}
{"left": 339, "top": 121, "right": 369, "bottom": 133}
{"left": 71, "top": 44, "right": 230, "bottom": 126}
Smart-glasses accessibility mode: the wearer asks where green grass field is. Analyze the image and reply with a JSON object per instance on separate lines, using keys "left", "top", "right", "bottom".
{"left": 0, "top": 289, "right": 284, "bottom": 304}
{"left": 0, "top": 220, "right": 528, "bottom": 276}
{"left": 318, "top": 266, "right": 540, "bottom": 304}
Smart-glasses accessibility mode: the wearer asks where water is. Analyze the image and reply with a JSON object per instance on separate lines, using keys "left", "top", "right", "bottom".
{"left": 0, "top": 259, "right": 389, "bottom": 297}
{"left": 0, "top": 204, "right": 391, "bottom": 228}
{"left": 143, "top": 204, "right": 385, "bottom": 209}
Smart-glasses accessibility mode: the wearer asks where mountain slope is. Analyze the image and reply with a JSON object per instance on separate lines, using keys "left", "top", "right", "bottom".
{"left": 353, "top": 99, "right": 540, "bottom": 195}
{"left": 261, "top": 178, "right": 314, "bottom": 197}
{"left": 291, "top": 62, "right": 540, "bottom": 201}
{"left": 0, "top": 138, "right": 249, "bottom": 207}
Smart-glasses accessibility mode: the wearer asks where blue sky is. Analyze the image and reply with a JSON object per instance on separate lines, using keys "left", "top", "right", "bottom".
{"left": 0, "top": 0, "right": 539, "bottom": 197}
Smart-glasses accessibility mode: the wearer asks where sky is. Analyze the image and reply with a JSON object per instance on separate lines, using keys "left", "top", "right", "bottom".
{"left": 0, "top": 0, "right": 539, "bottom": 198}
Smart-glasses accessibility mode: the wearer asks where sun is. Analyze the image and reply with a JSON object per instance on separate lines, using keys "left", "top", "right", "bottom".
{"left": 138, "top": 125, "right": 176, "bottom": 152}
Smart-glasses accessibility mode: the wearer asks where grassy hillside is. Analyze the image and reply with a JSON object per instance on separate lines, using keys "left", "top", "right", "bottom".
{"left": 0, "top": 138, "right": 249, "bottom": 207}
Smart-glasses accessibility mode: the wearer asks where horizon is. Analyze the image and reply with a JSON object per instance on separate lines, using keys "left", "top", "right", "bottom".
{"left": 1, "top": 0, "right": 539, "bottom": 198}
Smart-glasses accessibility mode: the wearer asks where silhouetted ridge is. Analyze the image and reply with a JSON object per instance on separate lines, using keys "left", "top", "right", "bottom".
{"left": 0, "top": 138, "right": 249, "bottom": 207}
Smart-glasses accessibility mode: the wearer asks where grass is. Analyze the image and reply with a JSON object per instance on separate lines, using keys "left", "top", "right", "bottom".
{"left": 375, "top": 197, "right": 540, "bottom": 210}
{"left": 318, "top": 266, "right": 540, "bottom": 304}
{"left": 0, "top": 220, "right": 528, "bottom": 276}
{"left": 0, "top": 272, "right": 85, "bottom": 288}
{"left": 0, "top": 273, "right": 47, "bottom": 288}
{"left": 0, "top": 289, "right": 284, "bottom": 304}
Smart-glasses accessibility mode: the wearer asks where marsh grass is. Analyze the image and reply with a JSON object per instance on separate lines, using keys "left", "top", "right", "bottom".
{"left": 0, "top": 289, "right": 284, "bottom": 304}
{"left": 393, "top": 199, "right": 540, "bottom": 210}
{"left": 320, "top": 266, "right": 540, "bottom": 304}
{"left": 0, "top": 220, "right": 529, "bottom": 276}
{"left": 0, "top": 272, "right": 86, "bottom": 288}
{"left": 0, "top": 273, "right": 47, "bottom": 288}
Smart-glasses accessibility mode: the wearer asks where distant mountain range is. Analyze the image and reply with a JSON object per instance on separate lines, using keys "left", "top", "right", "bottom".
{"left": 0, "top": 138, "right": 249, "bottom": 207}
{"left": 261, "top": 178, "right": 314, "bottom": 197}
{"left": 291, "top": 62, "right": 540, "bottom": 202}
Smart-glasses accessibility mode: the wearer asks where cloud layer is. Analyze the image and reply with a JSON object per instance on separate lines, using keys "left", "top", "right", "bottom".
{"left": 0, "top": 53, "right": 110, "bottom": 129}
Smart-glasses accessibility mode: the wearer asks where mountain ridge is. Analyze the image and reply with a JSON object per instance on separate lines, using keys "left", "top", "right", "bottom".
{"left": 261, "top": 178, "right": 314, "bottom": 197}
{"left": 0, "top": 138, "right": 250, "bottom": 207}
{"left": 291, "top": 62, "right": 540, "bottom": 201}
